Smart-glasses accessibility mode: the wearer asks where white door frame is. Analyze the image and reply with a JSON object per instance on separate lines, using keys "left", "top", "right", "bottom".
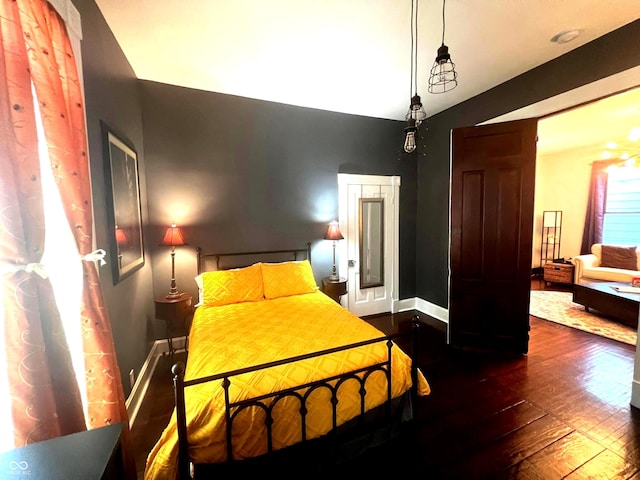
{"left": 337, "top": 173, "right": 400, "bottom": 316}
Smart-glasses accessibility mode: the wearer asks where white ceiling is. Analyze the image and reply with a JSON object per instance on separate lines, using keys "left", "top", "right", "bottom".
{"left": 94, "top": 0, "right": 640, "bottom": 157}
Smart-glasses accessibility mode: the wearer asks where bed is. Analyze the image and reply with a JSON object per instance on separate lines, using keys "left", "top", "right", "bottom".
{"left": 144, "top": 245, "right": 430, "bottom": 479}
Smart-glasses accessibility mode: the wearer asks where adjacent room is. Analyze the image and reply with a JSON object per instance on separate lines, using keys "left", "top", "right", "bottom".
{"left": 529, "top": 86, "right": 640, "bottom": 345}
{"left": 1, "top": 1, "right": 639, "bottom": 479}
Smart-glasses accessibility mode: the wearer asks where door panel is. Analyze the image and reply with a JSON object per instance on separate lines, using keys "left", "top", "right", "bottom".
{"left": 450, "top": 118, "right": 537, "bottom": 353}
{"left": 349, "top": 185, "right": 391, "bottom": 316}
{"left": 460, "top": 171, "right": 484, "bottom": 278}
{"left": 338, "top": 174, "right": 399, "bottom": 317}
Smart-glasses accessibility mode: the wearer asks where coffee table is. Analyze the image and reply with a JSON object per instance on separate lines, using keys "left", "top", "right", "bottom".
{"left": 573, "top": 281, "right": 640, "bottom": 329}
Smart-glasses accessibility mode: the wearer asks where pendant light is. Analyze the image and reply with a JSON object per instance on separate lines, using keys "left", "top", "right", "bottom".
{"left": 404, "top": 0, "right": 425, "bottom": 153}
{"left": 428, "top": 0, "right": 458, "bottom": 94}
{"left": 404, "top": 118, "right": 418, "bottom": 154}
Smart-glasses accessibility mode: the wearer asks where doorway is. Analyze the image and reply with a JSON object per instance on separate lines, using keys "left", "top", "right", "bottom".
{"left": 464, "top": 70, "right": 640, "bottom": 408}
{"left": 337, "top": 173, "right": 400, "bottom": 317}
{"left": 480, "top": 76, "right": 640, "bottom": 340}
{"left": 533, "top": 86, "right": 640, "bottom": 270}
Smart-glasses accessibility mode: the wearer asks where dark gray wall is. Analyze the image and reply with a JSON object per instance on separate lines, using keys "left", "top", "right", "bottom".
{"left": 74, "top": 0, "right": 154, "bottom": 396}
{"left": 73, "top": 0, "right": 417, "bottom": 399}
{"left": 73, "top": 0, "right": 639, "bottom": 398}
{"left": 417, "top": 19, "right": 640, "bottom": 308}
{"left": 139, "top": 82, "right": 418, "bottom": 303}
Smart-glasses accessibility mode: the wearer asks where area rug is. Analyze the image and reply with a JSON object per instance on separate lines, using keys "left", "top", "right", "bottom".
{"left": 529, "top": 290, "right": 637, "bottom": 346}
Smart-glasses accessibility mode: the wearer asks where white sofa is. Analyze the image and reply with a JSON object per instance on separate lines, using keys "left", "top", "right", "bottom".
{"left": 572, "top": 243, "right": 640, "bottom": 283}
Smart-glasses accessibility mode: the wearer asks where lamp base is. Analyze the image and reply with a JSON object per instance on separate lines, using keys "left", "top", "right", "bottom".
{"left": 166, "top": 277, "right": 182, "bottom": 299}
{"left": 329, "top": 243, "right": 341, "bottom": 283}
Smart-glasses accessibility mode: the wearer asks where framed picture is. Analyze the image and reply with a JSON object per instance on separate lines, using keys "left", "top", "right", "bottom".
{"left": 102, "top": 122, "right": 145, "bottom": 284}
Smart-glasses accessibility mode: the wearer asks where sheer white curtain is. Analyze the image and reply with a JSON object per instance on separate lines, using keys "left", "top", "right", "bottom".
{"left": 37, "top": 90, "right": 87, "bottom": 417}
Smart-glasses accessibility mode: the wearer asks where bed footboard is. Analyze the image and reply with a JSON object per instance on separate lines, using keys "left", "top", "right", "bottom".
{"left": 172, "top": 315, "right": 422, "bottom": 479}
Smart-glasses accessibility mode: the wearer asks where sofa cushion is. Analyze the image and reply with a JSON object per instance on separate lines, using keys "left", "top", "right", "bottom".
{"left": 582, "top": 266, "right": 640, "bottom": 283}
{"left": 600, "top": 245, "right": 638, "bottom": 270}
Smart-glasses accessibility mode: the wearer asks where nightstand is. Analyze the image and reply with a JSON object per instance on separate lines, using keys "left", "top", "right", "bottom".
{"left": 154, "top": 293, "right": 193, "bottom": 360}
{"left": 322, "top": 277, "right": 348, "bottom": 304}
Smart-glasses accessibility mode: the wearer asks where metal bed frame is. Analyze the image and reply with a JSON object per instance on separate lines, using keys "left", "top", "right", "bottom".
{"left": 171, "top": 245, "right": 421, "bottom": 479}
{"left": 196, "top": 243, "right": 312, "bottom": 273}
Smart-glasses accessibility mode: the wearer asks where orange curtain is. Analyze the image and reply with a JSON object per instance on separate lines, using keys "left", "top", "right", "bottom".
{"left": 2, "top": 1, "right": 134, "bottom": 474}
{"left": 0, "top": 0, "right": 86, "bottom": 446}
{"left": 15, "top": 0, "right": 131, "bottom": 431}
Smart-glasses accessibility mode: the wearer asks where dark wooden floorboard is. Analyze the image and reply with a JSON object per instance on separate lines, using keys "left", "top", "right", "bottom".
{"left": 132, "top": 280, "right": 640, "bottom": 479}
{"left": 495, "top": 431, "right": 606, "bottom": 480}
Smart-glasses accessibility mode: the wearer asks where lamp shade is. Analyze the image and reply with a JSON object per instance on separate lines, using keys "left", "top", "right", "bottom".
{"left": 324, "top": 221, "right": 344, "bottom": 241}
{"left": 405, "top": 95, "right": 427, "bottom": 126}
{"left": 159, "top": 223, "right": 187, "bottom": 247}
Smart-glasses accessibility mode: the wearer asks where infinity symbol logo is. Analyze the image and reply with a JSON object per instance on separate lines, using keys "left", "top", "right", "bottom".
{"left": 9, "top": 461, "right": 28, "bottom": 470}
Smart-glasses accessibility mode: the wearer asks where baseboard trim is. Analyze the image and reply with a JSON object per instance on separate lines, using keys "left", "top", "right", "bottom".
{"left": 415, "top": 297, "right": 449, "bottom": 324}
{"left": 393, "top": 298, "right": 417, "bottom": 313}
{"left": 393, "top": 297, "right": 449, "bottom": 324}
{"left": 126, "top": 337, "right": 187, "bottom": 428}
{"left": 126, "top": 340, "right": 162, "bottom": 428}
{"left": 632, "top": 379, "right": 640, "bottom": 410}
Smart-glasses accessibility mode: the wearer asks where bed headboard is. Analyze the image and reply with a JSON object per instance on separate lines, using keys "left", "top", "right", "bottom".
{"left": 196, "top": 243, "right": 312, "bottom": 274}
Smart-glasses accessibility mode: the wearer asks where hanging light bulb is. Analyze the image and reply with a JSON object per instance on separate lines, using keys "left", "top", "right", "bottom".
{"left": 428, "top": 0, "right": 458, "bottom": 94}
{"left": 406, "top": 94, "right": 427, "bottom": 126}
{"left": 404, "top": 118, "right": 417, "bottom": 154}
{"left": 402, "top": 0, "right": 423, "bottom": 154}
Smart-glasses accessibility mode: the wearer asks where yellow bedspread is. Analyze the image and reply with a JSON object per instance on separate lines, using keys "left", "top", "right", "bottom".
{"left": 145, "top": 291, "right": 430, "bottom": 479}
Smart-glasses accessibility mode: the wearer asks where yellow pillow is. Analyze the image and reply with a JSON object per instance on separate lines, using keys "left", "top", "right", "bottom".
{"left": 197, "top": 263, "right": 264, "bottom": 306}
{"left": 261, "top": 260, "right": 318, "bottom": 299}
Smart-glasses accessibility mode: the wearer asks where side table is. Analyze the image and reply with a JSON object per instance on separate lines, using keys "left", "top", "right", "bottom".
{"left": 322, "top": 277, "right": 348, "bottom": 304}
{"left": 154, "top": 293, "right": 193, "bottom": 361}
{"left": 543, "top": 262, "right": 575, "bottom": 286}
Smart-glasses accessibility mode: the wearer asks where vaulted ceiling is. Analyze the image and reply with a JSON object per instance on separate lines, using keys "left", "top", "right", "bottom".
{"left": 94, "top": 1, "right": 640, "bottom": 158}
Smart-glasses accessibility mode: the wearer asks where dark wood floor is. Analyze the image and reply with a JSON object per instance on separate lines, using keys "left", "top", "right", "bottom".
{"left": 132, "top": 280, "right": 640, "bottom": 479}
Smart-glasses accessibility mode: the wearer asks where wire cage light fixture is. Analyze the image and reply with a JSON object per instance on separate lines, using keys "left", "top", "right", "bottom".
{"left": 404, "top": 0, "right": 426, "bottom": 153}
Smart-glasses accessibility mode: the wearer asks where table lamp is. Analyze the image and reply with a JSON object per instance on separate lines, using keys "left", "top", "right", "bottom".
{"left": 324, "top": 220, "right": 344, "bottom": 281}
{"left": 159, "top": 222, "right": 187, "bottom": 298}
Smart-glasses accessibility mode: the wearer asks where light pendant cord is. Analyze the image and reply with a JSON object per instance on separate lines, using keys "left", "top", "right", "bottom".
{"left": 441, "top": 0, "right": 446, "bottom": 46}
{"left": 414, "top": 0, "right": 419, "bottom": 96}
{"left": 409, "top": 0, "right": 414, "bottom": 99}
{"left": 410, "top": 0, "right": 419, "bottom": 98}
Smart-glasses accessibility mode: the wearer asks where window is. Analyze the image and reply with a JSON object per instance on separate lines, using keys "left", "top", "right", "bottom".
{"left": 602, "top": 166, "right": 640, "bottom": 246}
{"left": 0, "top": 0, "right": 88, "bottom": 451}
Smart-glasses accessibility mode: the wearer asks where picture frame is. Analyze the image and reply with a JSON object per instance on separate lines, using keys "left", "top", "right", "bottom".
{"left": 102, "top": 122, "right": 145, "bottom": 284}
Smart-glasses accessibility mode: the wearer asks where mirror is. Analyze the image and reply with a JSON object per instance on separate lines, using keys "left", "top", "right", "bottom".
{"left": 359, "top": 198, "right": 384, "bottom": 289}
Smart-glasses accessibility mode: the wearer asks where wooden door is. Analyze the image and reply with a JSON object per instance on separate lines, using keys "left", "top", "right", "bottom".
{"left": 450, "top": 119, "right": 538, "bottom": 353}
